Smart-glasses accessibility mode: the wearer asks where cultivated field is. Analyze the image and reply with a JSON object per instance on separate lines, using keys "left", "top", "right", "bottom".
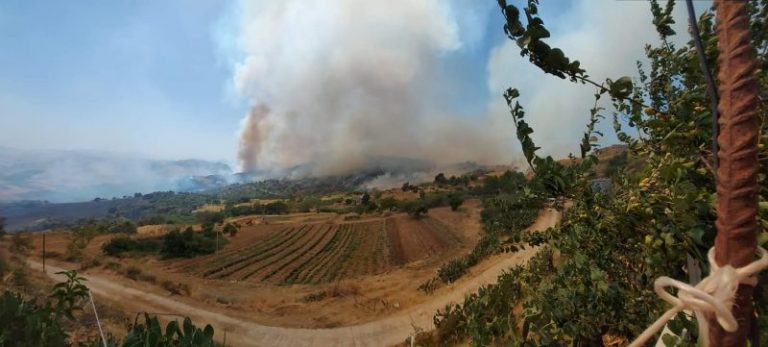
{"left": 173, "top": 216, "right": 460, "bottom": 284}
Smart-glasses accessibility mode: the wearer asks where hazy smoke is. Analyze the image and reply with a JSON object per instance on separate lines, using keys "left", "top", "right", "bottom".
{"left": 232, "top": 0, "right": 513, "bottom": 175}
{"left": 238, "top": 104, "right": 271, "bottom": 173}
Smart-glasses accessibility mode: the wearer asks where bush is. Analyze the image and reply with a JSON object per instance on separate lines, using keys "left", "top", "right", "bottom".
{"left": 102, "top": 236, "right": 162, "bottom": 257}
{"left": 0, "top": 270, "right": 215, "bottom": 346}
{"left": 79, "top": 257, "right": 102, "bottom": 270}
{"left": 263, "top": 201, "right": 289, "bottom": 215}
{"left": 399, "top": 200, "right": 429, "bottom": 218}
{"left": 437, "top": 258, "right": 469, "bottom": 283}
{"left": 434, "top": 173, "right": 448, "bottom": 185}
{"left": 137, "top": 273, "right": 156, "bottom": 283}
{"left": 0, "top": 257, "right": 7, "bottom": 279}
{"left": 43, "top": 251, "right": 61, "bottom": 259}
{"left": 123, "top": 314, "right": 215, "bottom": 346}
{"left": 448, "top": 193, "right": 464, "bottom": 211}
{"left": 418, "top": 278, "right": 440, "bottom": 294}
{"left": 195, "top": 211, "right": 225, "bottom": 225}
{"left": 302, "top": 291, "right": 328, "bottom": 302}
{"left": 125, "top": 265, "right": 142, "bottom": 280}
{"left": 161, "top": 280, "right": 190, "bottom": 296}
{"left": 223, "top": 223, "right": 238, "bottom": 236}
{"left": 0, "top": 291, "right": 68, "bottom": 346}
{"left": 65, "top": 225, "right": 98, "bottom": 261}
{"left": 10, "top": 232, "right": 32, "bottom": 254}
{"left": 105, "top": 218, "right": 137, "bottom": 233}
{"left": 378, "top": 196, "right": 398, "bottom": 211}
{"left": 160, "top": 228, "right": 220, "bottom": 259}
{"left": 138, "top": 215, "right": 167, "bottom": 226}
{"left": 227, "top": 204, "right": 262, "bottom": 217}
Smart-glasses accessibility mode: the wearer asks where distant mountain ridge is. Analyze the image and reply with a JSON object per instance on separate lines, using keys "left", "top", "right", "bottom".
{"left": 0, "top": 153, "right": 492, "bottom": 231}
{"left": 0, "top": 147, "right": 232, "bottom": 202}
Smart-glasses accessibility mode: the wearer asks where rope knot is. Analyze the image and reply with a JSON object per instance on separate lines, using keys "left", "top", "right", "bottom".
{"left": 630, "top": 246, "right": 768, "bottom": 347}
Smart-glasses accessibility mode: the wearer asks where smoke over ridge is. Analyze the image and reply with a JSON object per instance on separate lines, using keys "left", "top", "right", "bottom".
{"left": 231, "top": 0, "right": 514, "bottom": 176}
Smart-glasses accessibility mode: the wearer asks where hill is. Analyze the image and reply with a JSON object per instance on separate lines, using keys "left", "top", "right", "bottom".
{"left": 0, "top": 147, "right": 232, "bottom": 202}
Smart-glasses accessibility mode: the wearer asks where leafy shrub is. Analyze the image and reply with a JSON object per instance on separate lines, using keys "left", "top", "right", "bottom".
{"left": 398, "top": 200, "right": 429, "bottom": 218}
{"left": 0, "top": 257, "right": 7, "bottom": 279}
{"left": 79, "top": 257, "right": 103, "bottom": 270}
{"left": 161, "top": 280, "right": 190, "bottom": 296}
{"left": 472, "top": 170, "right": 527, "bottom": 196}
{"left": 195, "top": 211, "right": 225, "bottom": 225}
{"left": 223, "top": 223, "right": 238, "bottom": 236}
{"left": 160, "top": 228, "right": 219, "bottom": 259}
{"left": 417, "top": 278, "right": 440, "bottom": 294}
{"left": 11, "top": 265, "right": 28, "bottom": 286}
{"left": 263, "top": 201, "right": 289, "bottom": 215}
{"left": 138, "top": 273, "right": 156, "bottom": 283}
{"left": 378, "top": 197, "right": 398, "bottom": 211}
{"left": 0, "top": 270, "right": 90, "bottom": 346}
{"left": 437, "top": 258, "right": 469, "bottom": 284}
{"left": 123, "top": 314, "right": 215, "bottom": 346}
{"left": 102, "top": 236, "right": 162, "bottom": 257}
{"left": 226, "top": 204, "right": 262, "bottom": 217}
{"left": 71, "top": 218, "right": 138, "bottom": 234}
{"left": 448, "top": 193, "right": 464, "bottom": 211}
{"left": 65, "top": 225, "right": 98, "bottom": 261}
{"left": 430, "top": 0, "right": 768, "bottom": 344}
{"left": 43, "top": 251, "right": 61, "bottom": 259}
{"left": 302, "top": 291, "right": 328, "bottom": 302}
{"left": 427, "top": 193, "right": 536, "bottom": 288}
{"left": 125, "top": 265, "right": 142, "bottom": 280}
{"left": 401, "top": 182, "right": 418, "bottom": 192}
{"left": 9, "top": 232, "right": 32, "bottom": 254}
{"left": 0, "top": 270, "right": 216, "bottom": 346}
{"left": 138, "top": 215, "right": 167, "bottom": 226}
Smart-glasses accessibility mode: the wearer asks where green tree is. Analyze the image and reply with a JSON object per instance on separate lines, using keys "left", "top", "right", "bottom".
{"left": 379, "top": 196, "right": 398, "bottom": 211}
{"left": 223, "top": 223, "right": 239, "bottom": 237}
{"left": 10, "top": 232, "right": 32, "bottom": 254}
{"left": 65, "top": 225, "right": 98, "bottom": 261}
{"left": 447, "top": 193, "right": 464, "bottom": 211}
{"left": 433, "top": 0, "right": 768, "bottom": 345}
{"left": 195, "top": 212, "right": 224, "bottom": 226}
{"left": 434, "top": 173, "right": 448, "bottom": 185}
{"left": 400, "top": 200, "right": 428, "bottom": 218}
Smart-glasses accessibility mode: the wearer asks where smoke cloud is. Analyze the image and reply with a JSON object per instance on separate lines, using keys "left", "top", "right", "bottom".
{"left": 231, "top": 0, "right": 514, "bottom": 175}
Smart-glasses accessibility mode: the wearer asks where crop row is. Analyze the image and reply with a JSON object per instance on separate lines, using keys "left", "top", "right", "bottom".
{"left": 183, "top": 217, "right": 455, "bottom": 284}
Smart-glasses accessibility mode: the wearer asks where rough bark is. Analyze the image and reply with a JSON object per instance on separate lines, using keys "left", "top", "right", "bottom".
{"left": 711, "top": 0, "right": 760, "bottom": 345}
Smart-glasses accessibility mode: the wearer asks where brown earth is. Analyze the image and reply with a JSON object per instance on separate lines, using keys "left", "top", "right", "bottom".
{"left": 27, "top": 207, "right": 560, "bottom": 346}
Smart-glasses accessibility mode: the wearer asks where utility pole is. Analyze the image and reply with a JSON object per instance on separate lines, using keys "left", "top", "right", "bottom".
{"left": 42, "top": 232, "right": 46, "bottom": 273}
{"left": 710, "top": 0, "right": 760, "bottom": 345}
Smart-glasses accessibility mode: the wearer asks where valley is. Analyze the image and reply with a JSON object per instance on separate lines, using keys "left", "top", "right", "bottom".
{"left": 22, "top": 205, "right": 560, "bottom": 346}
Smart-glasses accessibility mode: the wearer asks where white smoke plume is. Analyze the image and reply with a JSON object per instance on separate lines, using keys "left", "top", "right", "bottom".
{"left": 230, "top": 0, "right": 514, "bottom": 175}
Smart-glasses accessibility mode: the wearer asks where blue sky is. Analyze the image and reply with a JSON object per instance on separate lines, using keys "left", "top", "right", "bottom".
{"left": 0, "top": 1, "right": 688, "bottom": 169}
{"left": 0, "top": 0, "right": 246, "bottom": 162}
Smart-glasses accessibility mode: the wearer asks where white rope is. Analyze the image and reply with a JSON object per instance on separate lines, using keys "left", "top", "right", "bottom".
{"left": 88, "top": 289, "right": 108, "bottom": 347}
{"left": 629, "top": 246, "right": 768, "bottom": 347}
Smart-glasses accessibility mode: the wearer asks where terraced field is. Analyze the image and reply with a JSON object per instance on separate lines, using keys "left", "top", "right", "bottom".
{"left": 177, "top": 216, "right": 460, "bottom": 284}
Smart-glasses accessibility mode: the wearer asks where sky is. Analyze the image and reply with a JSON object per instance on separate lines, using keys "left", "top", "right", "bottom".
{"left": 0, "top": 0, "right": 700, "bottom": 170}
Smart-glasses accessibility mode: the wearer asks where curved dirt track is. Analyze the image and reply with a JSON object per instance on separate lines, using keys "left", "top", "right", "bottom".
{"left": 28, "top": 208, "right": 560, "bottom": 347}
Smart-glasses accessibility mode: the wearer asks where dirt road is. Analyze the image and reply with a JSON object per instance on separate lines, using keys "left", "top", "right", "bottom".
{"left": 28, "top": 208, "right": 560, "bottom": 347}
